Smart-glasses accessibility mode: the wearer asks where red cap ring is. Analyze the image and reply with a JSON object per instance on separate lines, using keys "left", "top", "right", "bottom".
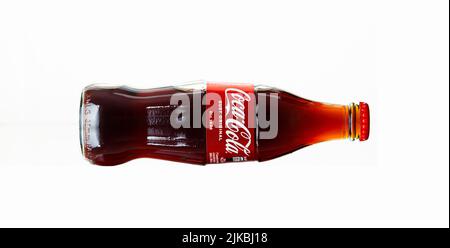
{"left": 359, "top": 102, "right": 370, "bottom": 141}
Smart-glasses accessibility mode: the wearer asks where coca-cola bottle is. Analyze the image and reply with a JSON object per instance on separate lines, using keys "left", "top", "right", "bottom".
{"left": 79, "top": 81, "right": 370, "bottom": 165}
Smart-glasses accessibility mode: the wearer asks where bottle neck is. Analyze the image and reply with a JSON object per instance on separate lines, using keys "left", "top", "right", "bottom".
{"left": 346, "top": 102, "right": 362, "bottom": 141}
{"left": 299, "top": 101, "right": 365, "bottom": 144}
{"left": 254, "top": 88, "right": 370, "bottom": 162}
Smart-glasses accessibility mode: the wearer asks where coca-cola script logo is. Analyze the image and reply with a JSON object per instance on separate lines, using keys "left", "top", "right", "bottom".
{"left": 224, "top": 88, "right": 252, "bottom": 156}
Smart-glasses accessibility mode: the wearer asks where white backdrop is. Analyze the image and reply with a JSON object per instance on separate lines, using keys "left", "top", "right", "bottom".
{"left": 0, "top": 0, "right": 448, "bottom": 227}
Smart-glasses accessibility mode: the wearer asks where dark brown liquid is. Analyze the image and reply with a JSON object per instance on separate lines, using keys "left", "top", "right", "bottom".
{"left": 80, "top": 85, "right": 355, "bottom": 165}
{"left": 81, "top": 86, "right": 206, "bottom": 165}
{"left": 256, "top": 88, "right": 351, "bottom": 162}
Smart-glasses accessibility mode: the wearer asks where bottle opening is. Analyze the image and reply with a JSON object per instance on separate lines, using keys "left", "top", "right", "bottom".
{"left": 348, "top": 102, "right": 370, "bottom": 141}
{"left": 359, "top": 102, "right": 370, "bottom": 141}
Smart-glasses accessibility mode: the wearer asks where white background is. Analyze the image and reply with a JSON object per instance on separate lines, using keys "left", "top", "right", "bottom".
{"left": 0, "top": 0, "right": 448, "bottom": 228}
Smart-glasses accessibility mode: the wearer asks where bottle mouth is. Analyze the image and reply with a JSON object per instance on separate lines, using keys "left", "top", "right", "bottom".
{"left": 359, "top": 102, "right": 370, "bottom": 141}
{"left": 348, "top": 102, "right": 370, "bottom": 141}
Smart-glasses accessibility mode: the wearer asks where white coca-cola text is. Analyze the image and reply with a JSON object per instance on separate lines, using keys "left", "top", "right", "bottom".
{"left": 224, "top": 88, "right": 252, "bottom": 155}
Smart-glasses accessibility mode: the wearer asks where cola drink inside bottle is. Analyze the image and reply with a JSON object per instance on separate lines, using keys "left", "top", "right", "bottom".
{"left": 79, "top": 81, "right": 370, "bottom": 165}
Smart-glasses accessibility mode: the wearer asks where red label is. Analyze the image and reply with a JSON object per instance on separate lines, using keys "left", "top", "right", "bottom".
{"left": 206, "top": 82, "right": 256, "bottom": 163}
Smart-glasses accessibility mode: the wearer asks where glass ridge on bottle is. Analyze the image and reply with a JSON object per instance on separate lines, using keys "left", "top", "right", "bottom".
{"left": 79, "top": 81, "right": 370, "bottom": 166}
